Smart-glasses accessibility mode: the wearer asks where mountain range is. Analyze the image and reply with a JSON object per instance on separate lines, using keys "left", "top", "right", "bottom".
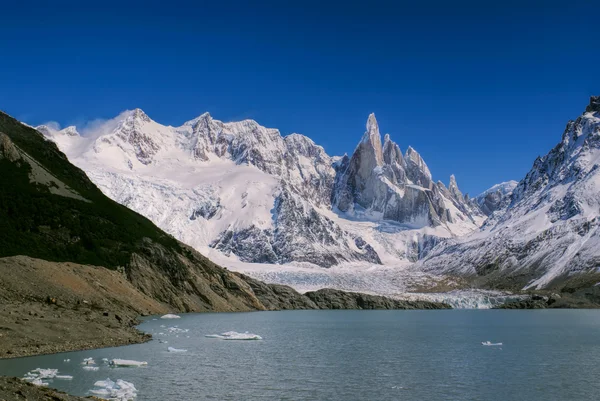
{"left": 36, "top": 96, "right": 600, "bottom": 294}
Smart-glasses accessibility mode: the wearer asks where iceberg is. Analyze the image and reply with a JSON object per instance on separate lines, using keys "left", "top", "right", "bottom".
{"left": 23, "top": 368, "right": 71, "bottom": 386}
{"left": 82, "top": 366, "right": 99, "bottom": 371}
{"left": 481, "top": 341, "right": 503, "bottom": 346}
{"left": 167, "top": 347, "right": 187, "bottom": 353}
{"left": 90, "top": 378, "right": 138, "bottom": 400}
{"left": 160, "top": 314, "right": 181, "bottom": 319}
{"left": 166, "top": 326, "right": 189, "bottom": 334}
{"left": 205, "top": 331, "right": 263, "bottom": 340}
{"left": 82, "top": 357, "right": 96, "bottom": 365}
{"left": 31, "top": 378, "right": 48, "bottom": 387}
{"left": 109, "top": 359, "right": 148, "bottom": 367}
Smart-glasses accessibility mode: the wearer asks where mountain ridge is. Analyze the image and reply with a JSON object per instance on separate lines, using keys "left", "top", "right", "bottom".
{"left": 38, "top": 109, "right": 485, "bottom": 271}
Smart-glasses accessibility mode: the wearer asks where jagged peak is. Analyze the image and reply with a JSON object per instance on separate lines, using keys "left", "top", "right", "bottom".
{"left": 585, "top": 95, "right": 600, "bottom": 113}
{"left": 183, "top": 112, "right": 212, "bottom": 127}
{"left": 117, "top": 108, "right": 152, "bottom": 125}
{"left": 449, "top": 174, "right": 458, "bottom": 187}
{"left": 366, "top": 113, "right": 378, "bottom": 135}
{"left": 404, "top": 146, "right": 420, "bottom": 160}
{"left": 356, "top": 113, "right": 384, "bottom": 166}
{"left": 383, "top": 133, "right": 391, "bottom": 144}
{"left": 61, "top": 126, "right": 80, "bottom": 136}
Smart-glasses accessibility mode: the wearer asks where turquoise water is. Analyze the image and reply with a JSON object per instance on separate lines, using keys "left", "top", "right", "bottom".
{"left": 1, "top": 310, "right": 600, "bottom": 400}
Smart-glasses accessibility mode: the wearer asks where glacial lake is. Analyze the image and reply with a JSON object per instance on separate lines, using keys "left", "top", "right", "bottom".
{"left": 1, "top": 310, "right": 600, "bottom": 400}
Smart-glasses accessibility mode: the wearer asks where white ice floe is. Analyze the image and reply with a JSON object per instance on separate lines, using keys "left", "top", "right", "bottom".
{"left": 205, "top": 331, "right": 263, "bottom": 340}
{"left": 109, "top": 359, "right": 148, "bottom": 367}
{"left": 31, "top": 378, "right": 49, "bottom": 387}
{"left": 160, "top": 314, "right": 181, "bottom": 319}
{"left": 82, "top": 366, "right": 99, "bottom": 371}
{"left": 82, "top": 357, "right": 96, "bottom": 365}
{"left": 22, "top": 368, "right": 71, "bottom": 386}
{"left": 166, "top": 326, "right": 189, "bottom": 334}
{"left": 481, "top": 341, "right": 503, "bottom": 346}
{"left": 63, "top": 359, "right": 70, "bottom": 362}
{"left": 167, "top": 347, "right": 187, "bottom": 353}
{"left": 90, "top": 378, "right": 138, "bottom": 400}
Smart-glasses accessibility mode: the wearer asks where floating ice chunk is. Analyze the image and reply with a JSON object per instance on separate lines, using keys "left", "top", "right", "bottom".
{"left": 94, "top": 378, "right": 116, "bottom": 388}
{"left": 90, "top": 388, "right": 112, "bottom": 396}
{"left": 31, "top": 378, "right": 48, "bottom": 386}
{"left": 109, "top": 359, "right": 148, "bottom": 367}
{"left": 23, "top": 368, "right": 69, "bottom": 386}
{"left": 90, "top": 378, "right": 138, "bottom": 400}
{"left": 160, "top": 314, "right": 181, "bottom": 319}
{"left": 481, "top": 341, "right": 503, "bottom": 346}
{"left": 205, "top": 331, "right": 263, "bottom": 340}
{"left": 63, "top": 359, "right": 70, "bottom": 362}
{"left": 83, "top": 366, "right": 99, "bottom": 371}
{"left": 31, "top": 368, "right": 58, "bottom": 379}
{"left": 82, "top": 357, "right": 96, "bottom": 365}
{"left": 55, "top": 375, "right": 74, "bottom": 380}
{"left": 167, "top": 347, "right": 187, "bottom": 353}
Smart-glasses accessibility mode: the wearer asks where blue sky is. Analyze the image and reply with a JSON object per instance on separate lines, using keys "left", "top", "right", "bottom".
{"left": 0, "top": 0, "right": 598, "bottom": 195}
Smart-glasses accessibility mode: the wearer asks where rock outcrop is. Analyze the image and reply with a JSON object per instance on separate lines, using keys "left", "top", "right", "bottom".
{"left": 304, "top": 288, "right": 451, "bottom": 310}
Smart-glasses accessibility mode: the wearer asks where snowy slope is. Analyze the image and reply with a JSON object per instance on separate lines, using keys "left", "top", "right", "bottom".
{"left": 475, "top": 180, "right": 518, "bottom": 216}
{"left": 420, "top": 96, "right": 600, "bottom": 290}
{"left": 38, "top": 110, "right": 484, "bottom": 273}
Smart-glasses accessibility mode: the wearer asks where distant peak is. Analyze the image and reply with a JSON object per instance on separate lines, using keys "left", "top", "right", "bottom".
{"left": 128, "top": 108, "right": 151, "bottom": 122}
{"left": 449, "top": 174, "right": 457, "bottom": 186}
{"left": 183, "top": 112, "right": 212, "bottom": 127}
{"left": 383, "top": 133, "right": 391, "bottom": 143}
{"left": 62, "top": 126, "right": 80, "bottom": 136}
{"left": 586, "top": 95, "right": 600, "bottom": 113}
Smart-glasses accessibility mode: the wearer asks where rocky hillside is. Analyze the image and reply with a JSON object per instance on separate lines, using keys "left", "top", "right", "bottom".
{"left": 420, "top": 96, "right": 600, "bottom": 290}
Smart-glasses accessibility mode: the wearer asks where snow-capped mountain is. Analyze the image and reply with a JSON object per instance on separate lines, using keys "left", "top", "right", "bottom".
{"left": 420, "top": 96, "right": 600, "bottom": 289}
{"left": 38, "top": 110, "right": 484, "bottom": 271}
{"left": 475, "top": 180, "right": 518, "bottom": 216}
{"left": 333, "top": 114, "right": 483, "bottom": 228}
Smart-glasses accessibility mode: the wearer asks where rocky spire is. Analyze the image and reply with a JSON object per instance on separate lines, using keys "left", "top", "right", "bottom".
{"left": 360, "top": 113, "right": 384, "bottom": 166}
{"left": 382, "top": 134, "right": 403, "bottom": 166}
{"left": 448, "top": 174, "right": 464, "bottom": 201}
{"left": 404, "top": 146, "right": 432, "bottom": 189}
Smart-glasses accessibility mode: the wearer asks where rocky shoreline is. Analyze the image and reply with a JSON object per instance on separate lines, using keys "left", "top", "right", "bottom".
{"left": 0, "top": 377, "right": 93, "bottom": 400}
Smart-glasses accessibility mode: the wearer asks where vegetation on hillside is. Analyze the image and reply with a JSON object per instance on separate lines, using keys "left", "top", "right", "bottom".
{"left": 0, "top": 111, "right": 182, "bottom": 269}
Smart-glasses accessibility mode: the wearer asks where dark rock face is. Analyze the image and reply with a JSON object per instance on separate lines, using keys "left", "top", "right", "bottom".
{"left": 304, "top": 288, "right": 451, "bottom": 310}
{"left": 586, "top": 96, "right": 600, "bottom": 113}
{"left": 237, "top": 273, "right": 319, "bottom": 310}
